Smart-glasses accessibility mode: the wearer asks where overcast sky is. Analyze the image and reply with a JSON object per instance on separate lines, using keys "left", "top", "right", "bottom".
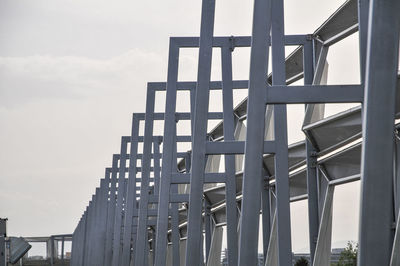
{"left": 0, "top": 0, "right": 361, "bottom": 254}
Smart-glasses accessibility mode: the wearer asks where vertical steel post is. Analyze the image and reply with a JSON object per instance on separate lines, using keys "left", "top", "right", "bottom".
{"left": 82, "top": 206, "right": 89, "bottom": 266}
{"left": 204, "top": 199, "right": 212, "bottom": 262}
{"left": 358, "top": 0, "right": 400, "bottom": 265}
{"left": 261, "top": 170, "right": 271, "bottom": 262}
{"left": 81, "top": 209, "right": 88, "bottom": 266}
{"left": 105, "top": 155, "right": 119, "bottom": 265}
{"left": 84, "top": 199, "right": 94, "bottom": 266}
{"left": 121, "top": 114, "right": 140, "bottom": 266}
{"left": 71, "top": 225, "right": 77, "bottom": 265}
{"left": 0, "top": 238, "right": 4, "bottom": 266}
{"left": 358, "top": 0, "right": 370, "bottom": 83}
{"left": 135, "top": 87, "right": 157, "bottom": 265}
{"left": 271, "top": 0, "right": 292, "bottom": 264}
{"left": 151, "top": 138, "right": 162, "bottom": 262}
{"left": 72, "top": 217, "right": 80, "bottom": 266}
{"left": 185, "top": 0, "right": 216, "bottom": 264}
{"left": 50, "top": 236, "right": 55, "bottom": 266}
{"left": 171, "top": 141, "right": 180, "bottom": 266}
{"left": 88, "top": 187, "right": 100, "bottom": 266}
{"left": 153, "top": 138, "right": 162, "bottom": 197}
{"left": 303, "top": 39, "right": 319, "bottom": 264}
{"left": 221, "top": 46, "right": 238, "bottom": 265}
{"left": 112, "top": 137, "right": 129, "bottom": 266}
{"left": 239, "top": 0, "right": 272, "bottom": 264}
{"left": 102, "top": 168, "right": 111, "bottom": 264}
{"left": 61, "top": 236, "right": 64, "bottom": 261}
{"left": 97, "top": 178, "right": 108, "bottom": 266}
{"left": 154, "top": 40, "right": 179, "bottom": 266}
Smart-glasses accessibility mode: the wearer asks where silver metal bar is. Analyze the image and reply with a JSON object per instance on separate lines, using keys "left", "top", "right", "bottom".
{"left": 154, "top": 39, "right": 180, "bottom": 266}
{"left": 328, "top": 174, "right": 360, "bottom": 186}
{"left": 171, "top": 173, "right": 226, "bottom": 184}
{"left": 221, "top": 45, "right": 239, "bottom": 265}
{"left": 111, "top": 138, "right": 129, "bottom": 266}
{"left": 266, "top": 84, "right": 363, "bottom": 104}
{"left": 271, "top": 0, "right": 292, "bottom": 264}
{"left": 323, "top": 23, "right": 358, "bottom": 47}
{"left": 304, "top": 37, "right": 319, "bottom": 265}
{"left": 170, "top": 194, "right": 190, "bottom": 203}
{"left": 104, "top": 155, "right": 119, "bottom": 266}
{"left": 185, "top": 0, "right": 216, "bottom": 264}
{"left": 171, "top": 142, "right": 181, "bottom": 266}
{"left": 205, "top": 141, "right": 275, "bottom": 155}
{"left": 238, "top": 0, "right": 272, "bottom": 264}
{"left": 134, "top": 86, "right": 157, "bottom": 265}
{"left": 358, "top": 0, "right": 400, "bottom": 264}
{"left": 261, "top": 171, "right": 271, "bottom": 262}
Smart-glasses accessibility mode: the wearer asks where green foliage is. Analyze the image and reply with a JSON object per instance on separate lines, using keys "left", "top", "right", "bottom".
{"left": 295, "top": 257, "right": 309, "bottom": 266}
{"left": 334, "top": 241, "right": 358, "bottom": 266}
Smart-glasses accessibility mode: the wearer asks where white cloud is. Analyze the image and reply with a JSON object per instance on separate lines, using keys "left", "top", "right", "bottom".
{"left": 0, "top": 48, "right": 166, "bottom": 107}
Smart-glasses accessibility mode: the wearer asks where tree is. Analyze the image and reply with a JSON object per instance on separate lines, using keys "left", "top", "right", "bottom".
{"left": 335, "top": 241, "right": 358, "bottom": 266}
{"left": 294, "top": 257, "right": 309, "bottom": 266}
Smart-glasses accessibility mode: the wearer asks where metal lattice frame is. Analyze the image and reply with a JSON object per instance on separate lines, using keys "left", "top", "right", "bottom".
{"left": 70, "top": 0, "right": 400, "bottom": 265}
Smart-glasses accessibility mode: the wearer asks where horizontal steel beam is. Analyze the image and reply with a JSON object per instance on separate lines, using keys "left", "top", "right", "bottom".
{"left": 170, "top": 194, "right": 190, "bottom": 203}
{"left": 266, "top": 84, "right": 363, "bottom": 104}
{"left": 205, "top": 141, "right": 276, "bottom": 155}
{"left": 171, "top": 173, "right": 226, "bottom": 184}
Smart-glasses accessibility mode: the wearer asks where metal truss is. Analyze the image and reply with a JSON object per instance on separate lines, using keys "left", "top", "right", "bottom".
{"left": 70, "top": 0, "right": 400, "bottom": 265}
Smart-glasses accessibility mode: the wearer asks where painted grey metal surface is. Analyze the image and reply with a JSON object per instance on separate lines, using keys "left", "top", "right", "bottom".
{"left": 134, "top": 86, "right": 158, "bottom": 265}
{"left": 358, "top": 0, "right": 400, "bottom": 265}
{"left": 121, "top": 114, "right": 140, "bottom": 266}
{"left": 70, "top": 0, "right": 400, "bottom": 265}
{"left": 0, "top": 219, "right": 6, "bottom": 266}
{"left": 239, "top": 0, "right": 273, "bottom": 264}
{"left": 111, "top": 137, "right": 129, "bottom": 266}
{"left": 185, "top": 0, "right": 215, "bottom": 264}
{"left": 313, "top": 185, "right": 334, "bottom": 266}
{"left": 104, "top": 155, "right": 119, "bottom": 266}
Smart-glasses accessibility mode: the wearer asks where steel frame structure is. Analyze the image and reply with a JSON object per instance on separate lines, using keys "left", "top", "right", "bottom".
{"left": 70, "top": 0, "right": 400, "bottom": 265}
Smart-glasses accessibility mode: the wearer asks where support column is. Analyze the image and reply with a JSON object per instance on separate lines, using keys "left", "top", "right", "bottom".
{"left": 206, "top": 226, "right": 223, "bottom": 266}
{"left": 112, "top": 138, "right": 129, "bottom": 266}
{"left": 221, "top": 46, "right": 239, "bottom": 265}
{"left": 185, "top": 0, "right": 216, "bottom": 264}
{"left": 271, "top": 0, "right": 292, "bottom": 264}
{"left": 135, "top": 87, "right": 157, "bottom": 265}
{"left": 0, "top": 238, "right": 3, "bottom": 266}
{"left": 239, "top": 0, "right": 272, "bottom": 264}
{"left": 261, "top": 172, "right": 271, "bottom": 262}
{"left": 104, "top": 155, "right": 119, "bottom": 266}
{"left": 265, "top": 213, "right": 277, "bottom": 266}
{"left": 121, "top": 114, "right": 140, "bottom": 266}
{"left": 154, "top": 40, "right": 179, "bottom": 266}
{"left": 304, "top": 39, "right": 318, "bottom": 264}
{"left": 96, "top": 178, "right": 108, "bottom": 266}
{"left": 313, "top": 185, "right": 334, "bottom": 266}
{"left": 171, "top": 141, "right": 180, "bottom": 266}
{"left": 358, "top": 0, "right": 400, "bottom": 264}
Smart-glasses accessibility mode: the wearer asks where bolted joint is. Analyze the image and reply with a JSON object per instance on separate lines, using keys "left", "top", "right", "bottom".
{"left": 310, "top": 161, "right": 318, "bottom": 168}
{"left": 263, "top": 176, "right": 270, "bottom": 190}
{"left": 205, "top": 206, "right": 211, "bottom": 216}
{"left": 229, "top": 35, "right": 235, "bottom": 51}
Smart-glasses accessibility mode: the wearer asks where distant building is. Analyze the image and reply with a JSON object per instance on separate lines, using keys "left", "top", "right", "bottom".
{"left": 292, "top": 248, "right": 345, "bottom": 265}
{"left": 221, "top": 248, "right": 346, "bottom": 265}
{"left": 221, "top": 249, "right": 264, "bottom": 266}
